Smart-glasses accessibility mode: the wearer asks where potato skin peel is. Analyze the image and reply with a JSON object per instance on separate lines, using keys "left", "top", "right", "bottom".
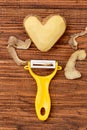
{"left": 64, "top": 50, "right": 86, "bottom": 79}
{"left": 68, "top": 27, "right": 87, "bottom": 50}
{"left": 7, "top": 36, "right": 31, "bottom": 65}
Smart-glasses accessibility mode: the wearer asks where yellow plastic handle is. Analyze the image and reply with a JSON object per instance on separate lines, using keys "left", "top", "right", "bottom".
{"left": 35, "top": 76, "right": 51, "bottom": 121}
{"left": 24, "top": 61, "right": 62, "bottom": 121}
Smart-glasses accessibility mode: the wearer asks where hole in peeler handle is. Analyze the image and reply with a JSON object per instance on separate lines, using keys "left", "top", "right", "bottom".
{"left": 40, "top": 107, "right": 45, "bottom": 116}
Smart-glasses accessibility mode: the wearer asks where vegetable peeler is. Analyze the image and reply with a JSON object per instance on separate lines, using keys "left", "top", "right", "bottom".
{"left": 24, "top": 60, "right": 62, "bottom": 121}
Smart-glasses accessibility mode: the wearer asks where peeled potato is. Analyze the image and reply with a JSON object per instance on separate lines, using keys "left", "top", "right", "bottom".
{"left": 24, "top": 15, "right": 66, "bottom": 52}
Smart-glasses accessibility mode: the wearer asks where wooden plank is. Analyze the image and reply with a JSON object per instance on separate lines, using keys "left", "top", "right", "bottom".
{"left": 0, "top": 0, "right": 87, "bottom": 9}
{"left": 0, "top": 128, "right": 17, "bottom": 130}
{"left": 0, "top": 0, "right": 87, "bottom": 130}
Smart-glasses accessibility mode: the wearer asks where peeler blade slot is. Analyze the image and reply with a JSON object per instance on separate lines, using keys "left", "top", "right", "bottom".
{"left": 30, "top": 60, "right": 56, "bottom": 69}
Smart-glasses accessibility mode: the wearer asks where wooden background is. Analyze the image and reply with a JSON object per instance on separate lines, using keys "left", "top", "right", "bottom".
{"left": 0, "top": 0, "right": 87, "bottom": 130}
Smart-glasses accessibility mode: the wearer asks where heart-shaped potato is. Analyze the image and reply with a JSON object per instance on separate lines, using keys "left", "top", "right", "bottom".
{"left": 24, "top": 15, "right": 66, "bottom": 52}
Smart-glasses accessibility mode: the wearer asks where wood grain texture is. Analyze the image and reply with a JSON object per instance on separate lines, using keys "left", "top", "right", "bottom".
{"left": 0, "top": 0, "right": 87, "bottom": 130}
